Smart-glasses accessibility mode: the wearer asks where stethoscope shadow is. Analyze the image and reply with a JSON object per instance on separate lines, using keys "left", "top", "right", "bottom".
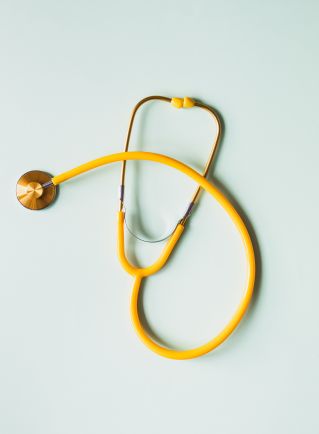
{"left": 123, "top": 102, "right": 262, "bottom": 361}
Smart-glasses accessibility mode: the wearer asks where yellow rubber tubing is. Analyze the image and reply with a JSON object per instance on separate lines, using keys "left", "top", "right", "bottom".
{"left": 117, "top": 211, "right": 185, "bottom": 277}
{"left": 52, "top": 151, "right": 255, "bottom": 360}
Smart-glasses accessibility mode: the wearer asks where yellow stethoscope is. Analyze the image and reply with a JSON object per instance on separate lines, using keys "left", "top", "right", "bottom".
{"left": 16, "top": 96, "right": 255, "bottom": 360}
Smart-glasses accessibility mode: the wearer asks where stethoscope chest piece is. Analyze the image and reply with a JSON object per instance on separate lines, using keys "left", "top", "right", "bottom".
{"left": 16, "top": 170, "right": 57, "bottom": 210}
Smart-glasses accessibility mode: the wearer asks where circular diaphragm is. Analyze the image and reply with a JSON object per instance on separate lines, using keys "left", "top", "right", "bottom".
{"left": 16, "top": 170, "right": 57, "bottom": 210}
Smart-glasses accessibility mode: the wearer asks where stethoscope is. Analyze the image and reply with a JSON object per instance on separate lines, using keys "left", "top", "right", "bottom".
{"left": 16, "top": 96, "right": 255, "bottom": 360}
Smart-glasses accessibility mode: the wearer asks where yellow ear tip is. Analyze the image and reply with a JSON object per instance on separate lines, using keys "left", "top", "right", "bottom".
{"left": 183, "top": 97, "right": 195, "bottom": 108}
{"left": 171, "top": 97, "right": 183, "bottom": 109}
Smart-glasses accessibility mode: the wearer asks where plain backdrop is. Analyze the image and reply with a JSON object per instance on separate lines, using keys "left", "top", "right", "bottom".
{"left": 0, "top": 1, "right": 318, "bottom": 433}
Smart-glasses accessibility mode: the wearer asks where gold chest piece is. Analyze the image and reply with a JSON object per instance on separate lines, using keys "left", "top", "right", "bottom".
{"left": 16, "top": 170, "right": 57, "bottom": 210}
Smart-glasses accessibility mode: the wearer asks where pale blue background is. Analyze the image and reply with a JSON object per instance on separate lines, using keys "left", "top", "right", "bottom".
{"left": 0, "top": 1, "right": 318, "bottom": 433}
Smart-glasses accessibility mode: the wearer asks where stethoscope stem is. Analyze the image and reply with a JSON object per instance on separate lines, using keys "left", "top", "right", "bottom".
{"left": 42, "top": 180, "right": 54, "bottom": 189}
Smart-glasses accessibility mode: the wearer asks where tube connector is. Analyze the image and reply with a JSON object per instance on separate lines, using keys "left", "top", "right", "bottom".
{"left": 180, "top": 201, "right": 196, "bottom": 225}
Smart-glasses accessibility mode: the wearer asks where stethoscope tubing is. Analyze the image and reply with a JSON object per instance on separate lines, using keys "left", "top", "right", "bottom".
{"left": 52, "top": 151, "right": 255, "bottom": 360}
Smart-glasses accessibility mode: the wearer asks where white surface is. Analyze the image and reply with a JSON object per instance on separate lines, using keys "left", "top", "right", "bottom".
{"left": 0, "top": 1, "right": 318, "bottom": 433}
